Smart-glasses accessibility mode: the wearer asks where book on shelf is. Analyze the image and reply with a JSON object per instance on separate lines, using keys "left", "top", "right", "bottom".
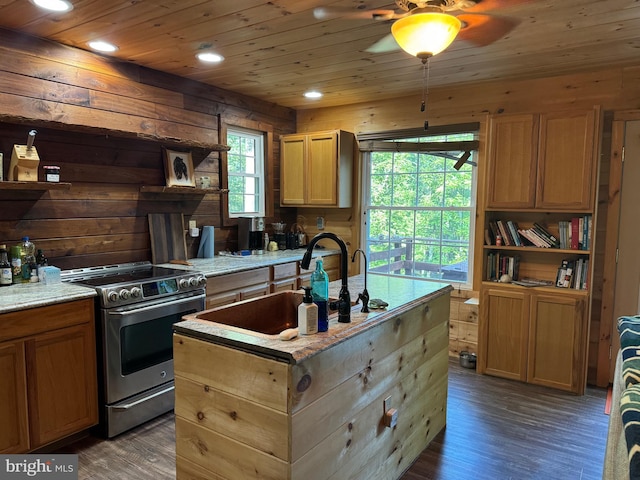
{"left": 486, "top": 252, "right": 520, "bottom": 281}
{"left": 557, "top": 215, "right": 592, "bottom": 251}
{"left": 554, "top": 258, "right": 589, "bottom": 290}
{"left": 532, "top": 223, "right": 560, "bottom": 248}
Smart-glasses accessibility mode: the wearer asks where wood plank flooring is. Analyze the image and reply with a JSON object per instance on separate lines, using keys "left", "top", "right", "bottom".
{"left": 62, "top": 360, "right": 610, "bottom": 479}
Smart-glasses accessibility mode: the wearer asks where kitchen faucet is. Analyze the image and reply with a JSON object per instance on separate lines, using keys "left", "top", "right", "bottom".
{"left": 351, "top": 249, "right": 370, "bottom": 313}
{"left": 301, "top": 232, "right": 351, "bottom": 323}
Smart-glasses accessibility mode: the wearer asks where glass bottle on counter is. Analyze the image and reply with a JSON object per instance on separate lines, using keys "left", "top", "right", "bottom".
{"left": 35, "top": 249, "right": 48, "bottom": 272}
{"left": 0, "top": 245, "right": 12, "bottom": 286}
{"left": 10, "top": 245, "right": 22, "bottom": 284}
{"left": 310, "top": 257, "right": 329, "bottom": 332}
{"left": 20, "top": 236, "right": 35, "bottom": 282}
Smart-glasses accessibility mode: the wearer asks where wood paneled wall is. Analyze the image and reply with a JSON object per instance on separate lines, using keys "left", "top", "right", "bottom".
{"left": 0, "top": 29, "right": 296, "bottom": 269}
{"left": 296, "top": 65, "right": 640, "bottom": 386}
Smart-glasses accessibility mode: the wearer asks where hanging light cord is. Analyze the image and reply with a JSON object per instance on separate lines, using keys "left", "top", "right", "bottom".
{"left": 420, "top": 57, "right": 431, "bottom": 130}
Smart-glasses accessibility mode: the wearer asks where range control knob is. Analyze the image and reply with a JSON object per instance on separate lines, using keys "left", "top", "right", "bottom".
{"left": 197, "top": 275, "right": 207, "bottom": 286}
{"left": 189, "top": 277, "right": 198, "bottom": 287}
{"left": 107, "top": 291, "right": 119, "bottom": 303}
{"left": 179, "top": 278, "right": 190, "bottom": 289}
{"left": 119, "top": 289, "right": 130, "bottom": 300}
{"left": 130, "top": 287, "right": 142, "bottom": 298}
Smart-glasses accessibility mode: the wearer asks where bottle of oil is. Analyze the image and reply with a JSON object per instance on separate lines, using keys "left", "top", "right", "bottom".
{"left": 10, "top": 245, "right": 22, "bottom": 284}
{"left": 0, "top": 245, "right": 12, "bottom": 286}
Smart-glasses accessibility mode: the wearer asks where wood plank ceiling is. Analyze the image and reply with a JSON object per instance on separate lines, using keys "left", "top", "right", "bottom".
{"left": 0, "top": 0, "right": 638, "bottom": 109}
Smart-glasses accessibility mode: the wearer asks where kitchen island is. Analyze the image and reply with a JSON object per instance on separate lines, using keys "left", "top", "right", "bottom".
{"left": 173, "top": 274, "right": 452, "bottom": 480}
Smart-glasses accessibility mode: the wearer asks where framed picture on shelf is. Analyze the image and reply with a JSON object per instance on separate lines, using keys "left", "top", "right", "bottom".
{"left": 164, "top": 149, "right": 195, "bottom": 187}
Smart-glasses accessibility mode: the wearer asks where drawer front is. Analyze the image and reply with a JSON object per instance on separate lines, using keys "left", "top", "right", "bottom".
{"left": 271, "top": 262, "right": 298, "bottom": 281}
{"left": 0, "top": 298, "right": 94, "bottom": 343}
{"left": 206, "top": 267, "right": 269, "bottom": 295}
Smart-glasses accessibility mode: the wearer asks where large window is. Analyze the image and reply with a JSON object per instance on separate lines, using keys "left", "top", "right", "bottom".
{"left": 227, "top": 127, "right": 265, "bottom": 217}
{"left": 363, "top": 127, "right": 478, "bottom": 286}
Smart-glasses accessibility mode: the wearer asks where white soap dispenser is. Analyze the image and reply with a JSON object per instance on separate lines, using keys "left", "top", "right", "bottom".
{"left": 298, "top": 286, "right": 318, "bottom": 335}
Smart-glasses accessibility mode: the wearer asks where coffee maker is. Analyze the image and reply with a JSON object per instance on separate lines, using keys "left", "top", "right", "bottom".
{"left": 238, "top": 217, "right": 265, "bottom": 254}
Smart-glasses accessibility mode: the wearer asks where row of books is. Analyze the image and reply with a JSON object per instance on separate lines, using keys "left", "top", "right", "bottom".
{"left": 557, "top": 216, "right": 592, "bottom": 250}
{"left": 485, "top": 216, "right": 592, "bottom": 251}
{"left": 555, "top": 258, "right": 589, "bottom": 290}
{"left": 486, "top": 252, "right": 520, "bottom": 282}
{"left": 486, "top": 220, "right": 558, "bottom": 248}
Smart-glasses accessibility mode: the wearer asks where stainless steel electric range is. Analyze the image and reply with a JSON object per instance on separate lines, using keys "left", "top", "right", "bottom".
{"left": 62, "top": 262, "right": 206, "bottom": 438}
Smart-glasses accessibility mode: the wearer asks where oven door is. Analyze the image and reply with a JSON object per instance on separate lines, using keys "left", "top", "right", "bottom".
{"left": 102, "top": 289, "right": 205, "bottom": 404}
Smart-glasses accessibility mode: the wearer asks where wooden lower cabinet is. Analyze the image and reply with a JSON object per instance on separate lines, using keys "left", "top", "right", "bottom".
{"left": 479, "top": 288, "right": 529, "bottom": 381}
{"left": 174, "top": 293, "right": 450, "bottom": 480}
{"left": 207, "top": 256, "right": 341, "bottom": 306}
{"left": 206, "top": 268, "right": 270, "bottom": 308}
{"left": 0, "top": 341, "right": 29, "bottom": 453}
{"left": 0, "top": 298, "right": 98, "bottom": 453}
{"left": 479, "top": 287, "right": 587, "bottom": 393}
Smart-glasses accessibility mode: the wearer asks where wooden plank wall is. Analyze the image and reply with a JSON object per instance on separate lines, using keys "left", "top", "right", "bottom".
{"left": 0, "top": 29, "right": 296, "bottom": 269}
{"left": 296, "top": 65, "right": 640, "bottom": 385}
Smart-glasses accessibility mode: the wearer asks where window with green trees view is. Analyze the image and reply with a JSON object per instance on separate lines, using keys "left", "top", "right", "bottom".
{"left": 364, "top": 130, "right": 477, "bottom": 285}
{"left": 227, "top": 127, "right": 265, "bottom": 218}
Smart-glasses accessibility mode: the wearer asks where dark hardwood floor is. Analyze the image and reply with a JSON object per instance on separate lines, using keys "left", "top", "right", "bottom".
{"left": 63, "top": 360, "right": 609, "bottom": 479}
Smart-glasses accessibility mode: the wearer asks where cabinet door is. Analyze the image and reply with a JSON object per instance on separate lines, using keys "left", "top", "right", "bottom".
{"left": 27, "top": 323, "right": 98, "bottom": 448}
{"left": 486, "top": 114, "right": 538, "bottom": 209}
{"left": 0, "top": 341, "right": 29, "bottom": 453}
{"left": 527, "top": 293, "right": 586, "bottom": 393}
{"left": 307, "top": 131, "right": 338, "bottom": 205}
{"left": 479, "top": 288, "right": 529, "bottom": 381}
{"left": 536, "top": 109, "right": 597, "bottom": 210}
{"left": 281, "top": 134, "right": 306, "bottom": 205}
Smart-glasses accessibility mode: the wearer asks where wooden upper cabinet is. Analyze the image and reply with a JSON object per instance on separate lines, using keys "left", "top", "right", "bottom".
{"left": 280, "top": 130, "right": 354, "bottom": 208}
{"left": 486, "top": 114, "right": 539, "bottom": 209}
{"left": 536, "top": 110, "right": 597, "bottom": 210}
{"left": 280, "top": 134, "right": 306, "bottom": 205}
{"left": 486, "top": 108, "right": 599, "bottom": 211}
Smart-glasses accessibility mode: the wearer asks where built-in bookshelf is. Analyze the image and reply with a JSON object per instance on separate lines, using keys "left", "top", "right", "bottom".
{"left": 482, "top": 211, "right": 592, "bottom": 291}
{"left": 478, "top": 108, "right": 600, "bottom": 394}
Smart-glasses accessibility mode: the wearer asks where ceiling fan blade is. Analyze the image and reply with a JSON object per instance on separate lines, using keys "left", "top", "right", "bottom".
{"left": 461, "top": 0, "right": 535, "bottom": 13}
{"left": 365, "top": 33, "right": 401, "bottom": 53}
{"left": 313, "top": 7, "right": 398, "bottom": 21}
{"left": 457, "top": 13, "right": 520, "bottom": 46}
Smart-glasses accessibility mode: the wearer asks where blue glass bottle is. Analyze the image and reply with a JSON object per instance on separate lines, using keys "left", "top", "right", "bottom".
{"left": 310, "top": 257, "right": 329, "bottom": 332}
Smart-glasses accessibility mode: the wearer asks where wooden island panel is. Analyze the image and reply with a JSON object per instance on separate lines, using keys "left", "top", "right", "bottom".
{"left": 173, "top": 290, "right": 450, "bottom": 480}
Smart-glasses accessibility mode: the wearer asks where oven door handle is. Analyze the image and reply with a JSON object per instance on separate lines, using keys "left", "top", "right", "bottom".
{"left": 111, "top": 385, "right": 175, "bottom": 411}
{"left": 109, "top": 294, "right": 205, "bottom": 316}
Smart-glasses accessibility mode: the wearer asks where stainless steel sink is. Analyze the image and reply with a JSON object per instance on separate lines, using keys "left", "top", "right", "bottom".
{"left": 195, "top": 290, "right": 303, "bottom": 335}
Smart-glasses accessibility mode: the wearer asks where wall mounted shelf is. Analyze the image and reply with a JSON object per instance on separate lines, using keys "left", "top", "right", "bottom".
{"left": 139, "top": 185, "right": 225, "bottom": 195}
{"left": 0, "top": 181, "right": 71, "bottom": 191}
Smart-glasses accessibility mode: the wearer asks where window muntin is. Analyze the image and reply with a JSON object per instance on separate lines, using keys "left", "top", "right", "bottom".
{"left": 227, "top": 127, "right": 265, "bottom": 217}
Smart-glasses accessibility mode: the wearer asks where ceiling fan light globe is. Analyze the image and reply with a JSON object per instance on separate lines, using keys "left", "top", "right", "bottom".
{"left": 391, "top": 12, "right": 461, "bottom": 57}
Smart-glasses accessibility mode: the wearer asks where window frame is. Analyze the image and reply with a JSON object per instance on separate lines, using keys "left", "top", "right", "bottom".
{"left": 360, "top": 124, "right": 479, "bottom": 288}
{"left": 221, "top": 120, "right": 274, "bottom": 227}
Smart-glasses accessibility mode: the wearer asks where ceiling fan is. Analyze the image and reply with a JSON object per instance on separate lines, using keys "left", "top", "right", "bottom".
{"left": 314, "top": 0, "right": 529, "bottom": 59}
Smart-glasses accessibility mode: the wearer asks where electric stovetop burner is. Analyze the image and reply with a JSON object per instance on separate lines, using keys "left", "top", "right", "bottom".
{"left": 73, "top": 265, "right": 188, "bottom": 287}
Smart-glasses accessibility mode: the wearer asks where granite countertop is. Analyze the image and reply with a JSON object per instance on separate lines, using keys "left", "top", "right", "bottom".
{"left": 174, "top": 273, "right": 453, "bottom": 364}
{"left": 0, "top": 282, "right": 97, "bottom": 314}
{"left": 156, "top": 248, "right": 340, "bottom": 277}
{"left": 0, "top": 249, "right": 340, "bottom": 314}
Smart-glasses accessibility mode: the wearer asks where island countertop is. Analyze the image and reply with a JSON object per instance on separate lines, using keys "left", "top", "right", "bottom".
{"left": 174, "top": 273, "right": 453, "bottom": 364}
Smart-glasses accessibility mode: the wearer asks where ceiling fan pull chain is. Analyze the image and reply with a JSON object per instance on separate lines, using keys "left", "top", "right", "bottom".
{"left": 422, "top": 58, "right": 431, "bottom": 130}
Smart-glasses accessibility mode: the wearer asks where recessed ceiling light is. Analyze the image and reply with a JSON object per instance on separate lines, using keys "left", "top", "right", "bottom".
{"left": 196, "top": 52, "right": 224, "bottom": 63}
{"left": 88, "top": 41, "right": 119, "bottom": 53}
{"left": 30, "top": 0, "right": 73, "bottom": 12}
{"left": 304, "top": 91, "right": 323, "bottom": 99}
